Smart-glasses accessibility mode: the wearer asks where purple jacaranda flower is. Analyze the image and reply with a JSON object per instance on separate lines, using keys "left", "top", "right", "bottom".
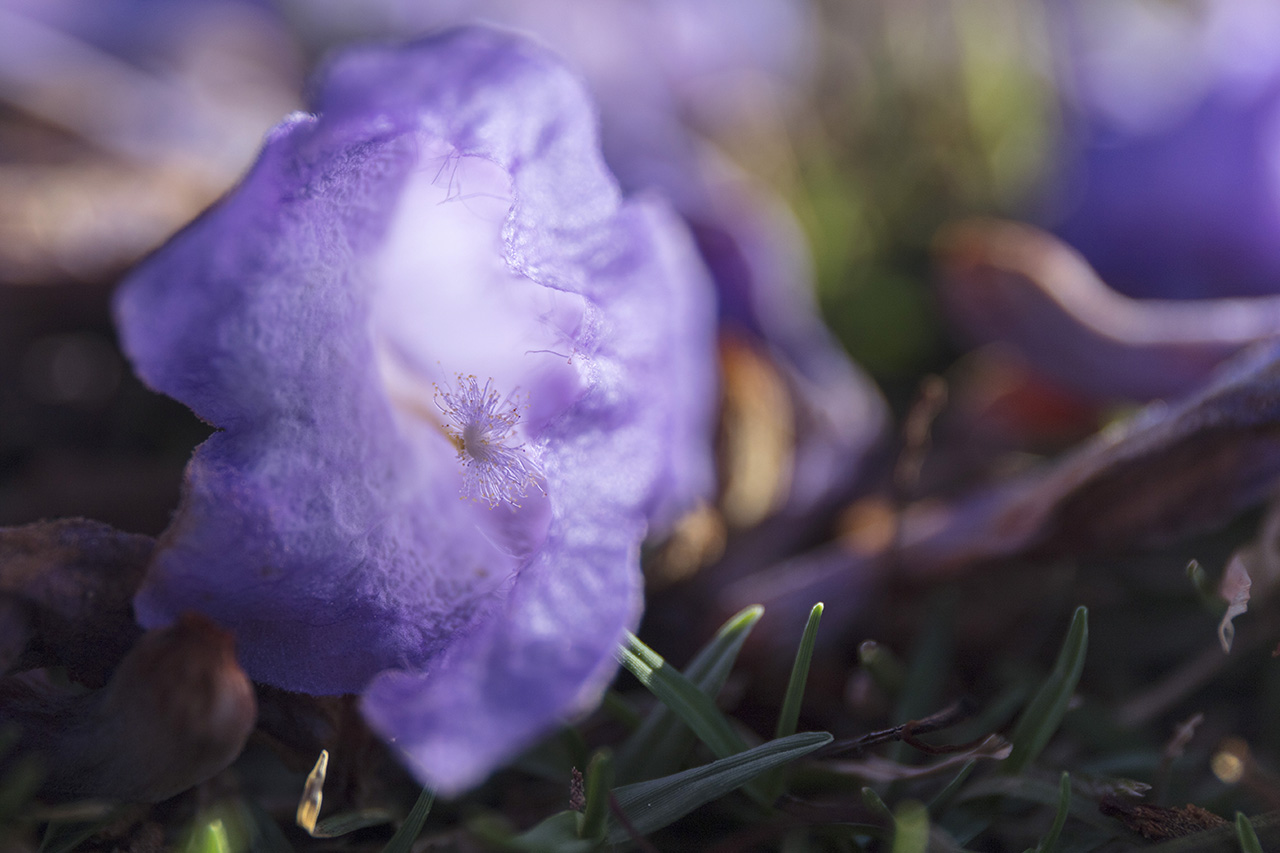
{"left": 113, "top": 27, "right": 716, "bottom": 793}
{"left": 1044, "top": 0, "right": 1280, "bottom": 301}
{"left": 284, "top": 0, "right": 886, "bottom": 517}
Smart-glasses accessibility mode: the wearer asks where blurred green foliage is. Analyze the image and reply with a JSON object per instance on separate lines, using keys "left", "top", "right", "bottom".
{"left": 787, "top": 0, "right": 1059, "bottom": 386}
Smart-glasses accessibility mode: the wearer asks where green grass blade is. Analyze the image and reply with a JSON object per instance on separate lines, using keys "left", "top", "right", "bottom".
{"left": 0, "top": 753, "right": 42, "bottom": 825}
{"left": 608, "top": 731, "right": 832, "bottom": 842}
{"left": 40, "top": 810, "right": 124, "bottom": 853}
{"left": 615, "top": 631, "right": 752, "bottom": 764}
{"left": 1236, "top": 812, "right": 1264, "bottom": 853}
{"left": 1187, "top": 560, "right": 1227, "bottom": 616}
{"left": 888, "top": 592, "right": 956, "bottom": 771}
{"left": 776, "top": 603, "right": 824, "bottom": 741}
{"left": 577, "top": 751, "right": 613, "bottom": 841}
{"left": 680, "top": 605, "right": 765, "bottom": 691}
{"left": 1004, "top": 606, "right": 1089, "bottom": 775}
{"left": 184, "top": 818, "right": 231, "bottom": 853}
{"left": 895, "top": 592, "right": 956, "bottom": 726}
{"left": 616, "top": 606, "right": 762, "bottom": 782}
{"left": 243, "top": 800, "right": 296, "bottom": 853}
{"left": 1035, "top": 772, "right": 1071, "bottom": 853}
{"left": 380, "top": 786, "right": 435, "bottom": 853}
{"left": 891, "top": 800, "right": 930, "bottom": 853}
{"left": 762, "top": 603, "right": 823, "bottom": 801}
{"left": 858, "top": 640, "right": 906, "bottom": 697}
{"left": 505, "top": 811, "right": 597, "bottom": 853}
{"left": 885, "top": 589, "right": 957, "bottom": 778}
{"left": 954, "top": 775, "right": 1124, "bottom": 835}
{"left": 311, "top": 810, "right": 395, "bottom": 838}
{"left": 862, "top": 786, "right": 895, "bottom": 825}
{"left": 601, "top": 691, "right": 642, "bottom": 731}
{"left": 927, "top": 759, "right": 976, "bottom": 817}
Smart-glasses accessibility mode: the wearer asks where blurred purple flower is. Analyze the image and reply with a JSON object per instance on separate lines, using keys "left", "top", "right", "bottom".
{"left": 1046, "top": 0, "right": 1280, "bottom": 300}
{"left": 114, "top": 28, "right": 716, "bottom": 793}
{"left": 938, "top": 3, "right": 1280, "bottom": 402}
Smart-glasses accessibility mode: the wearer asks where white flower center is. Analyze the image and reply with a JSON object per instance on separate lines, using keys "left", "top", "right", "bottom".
{"left": 435, "top": 374, "right": 543, "bottom": 507}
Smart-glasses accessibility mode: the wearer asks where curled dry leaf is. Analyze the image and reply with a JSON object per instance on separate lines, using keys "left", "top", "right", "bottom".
{"left": 827, "top": 734, "right": 1011, "bottom": 782}
{"left": 1211, "top": 499, "right": 1280, "bottom": 654}
{"left": 935, "top": 219, "right": 1280, "bottom": 401}
{"left": 896, "top": 341, "right": 1280, "bottom": 579}
{"left": 1, "top": 612, "right": 256, "bottom": 803}
{"left": 1218, "top": 555, "right": 1252, "bottom": 654}
{"left": 690, "top": 340, "right": 1280, "bottom": 660}
{"left": 0, "top": 518, "right": 151, "bottom": 687}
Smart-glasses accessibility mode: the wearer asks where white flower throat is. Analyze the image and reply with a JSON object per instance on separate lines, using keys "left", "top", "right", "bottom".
{"left": 371, "top": 142, "right": 582, "bottom": 508}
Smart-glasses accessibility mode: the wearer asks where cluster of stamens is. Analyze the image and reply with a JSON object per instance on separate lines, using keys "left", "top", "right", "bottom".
{"left": 434, "top": 374, "right": 542, "bottom": 507}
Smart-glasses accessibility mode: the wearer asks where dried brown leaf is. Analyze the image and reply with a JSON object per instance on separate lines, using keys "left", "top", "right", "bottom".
{"left": 0, "top": 518, "right": 151, "bottom": 686}
{"left": 2, "top": 612, "right": 256, "bottom": 802}
{"left": 1099, "top": 794, "right": 1228, "bottom": 840}
{"left": 828, "top": 734, "right": 1010, "bottom": 782}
